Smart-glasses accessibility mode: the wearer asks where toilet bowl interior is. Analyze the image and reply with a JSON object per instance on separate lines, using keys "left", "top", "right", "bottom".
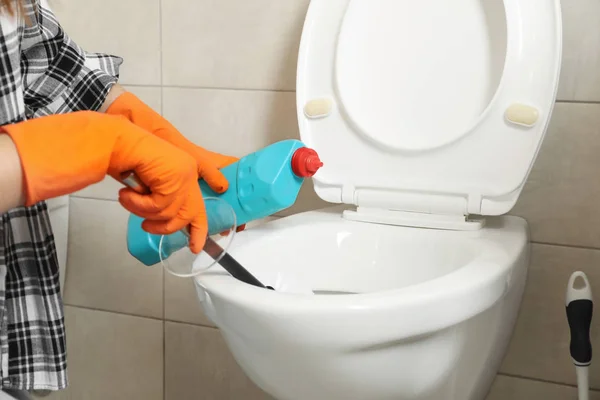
{"left": 201, "top": 212, "right": 507, "bottom": 296}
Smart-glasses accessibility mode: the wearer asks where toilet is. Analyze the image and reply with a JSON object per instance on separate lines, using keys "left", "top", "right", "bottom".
{"left": 194, "top": 1, "right": 562, "bottom": 399}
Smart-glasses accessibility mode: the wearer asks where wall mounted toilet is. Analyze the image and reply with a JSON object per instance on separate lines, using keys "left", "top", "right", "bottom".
{"left": 194, "top": 0, "right": 562, "bottom": 399}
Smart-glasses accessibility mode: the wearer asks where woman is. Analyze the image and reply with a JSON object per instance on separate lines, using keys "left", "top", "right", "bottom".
{"left": 0, "top": 0, "right": 235, "bottom": 396}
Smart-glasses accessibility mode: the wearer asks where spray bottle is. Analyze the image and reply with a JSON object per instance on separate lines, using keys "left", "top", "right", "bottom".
{"left": 126, "top": 139, "right": 323, "bottom": 266}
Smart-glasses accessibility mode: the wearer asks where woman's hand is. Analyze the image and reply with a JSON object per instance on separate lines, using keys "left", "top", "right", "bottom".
{"left": 106, "top": 87, "right": 246, "bottom": 232}
{"left": 1, "top": 111, "right": 216, "bottom": 253}
{"left": 106, "top": 89, "right": 239, "bottom": 188}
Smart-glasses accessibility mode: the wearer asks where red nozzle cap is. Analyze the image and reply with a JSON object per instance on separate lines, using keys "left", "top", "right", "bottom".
{"left": 291, "top": 147, "right": 323, "bottom": 178}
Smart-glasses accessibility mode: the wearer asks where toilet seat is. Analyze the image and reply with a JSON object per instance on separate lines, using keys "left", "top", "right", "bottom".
{"left": 297, "top": 0, "right": 562, "bottom": 218}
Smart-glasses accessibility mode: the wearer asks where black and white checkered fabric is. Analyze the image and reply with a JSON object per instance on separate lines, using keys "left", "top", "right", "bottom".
{"left": 0, "top": 0, "right": 122, "bottom": 390}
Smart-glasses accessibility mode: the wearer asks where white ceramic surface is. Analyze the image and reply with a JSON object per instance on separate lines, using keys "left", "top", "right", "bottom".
{"left": 196, "top": 209, "right": 529, "bottom": 399}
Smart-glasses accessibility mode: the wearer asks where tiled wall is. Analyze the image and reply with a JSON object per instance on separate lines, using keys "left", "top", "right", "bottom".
{"left": 494, "top": 1, "right": 600, "bottom": 397}
{"left": 46, "top": 0, "right": 600, "bottom": 399}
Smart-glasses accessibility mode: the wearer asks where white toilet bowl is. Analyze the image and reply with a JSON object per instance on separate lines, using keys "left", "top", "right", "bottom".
{"left": 194, "top": 0, "right": 562, "bottom": 398}
{"left": 196, "top": 209, "right": 528, "bottom": 399}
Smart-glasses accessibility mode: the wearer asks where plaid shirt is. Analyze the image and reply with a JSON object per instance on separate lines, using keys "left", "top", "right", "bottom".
{"left": 0, "top": 0, "right": 122, "bottom": 391}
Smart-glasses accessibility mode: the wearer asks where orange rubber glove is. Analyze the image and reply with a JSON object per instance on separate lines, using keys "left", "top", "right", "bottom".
{"left": 107, "top": 91, "right": 246, "bottom": 232}
{"left": 106, "top": 92, "right": 238, "bottom": 182}
{"left": 2, "top": 111, "right": 214, "bottom": 253}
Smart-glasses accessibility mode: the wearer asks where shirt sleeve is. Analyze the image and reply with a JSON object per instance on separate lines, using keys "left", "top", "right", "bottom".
{"left": 20, "top": 0, "right": 123, "bottom": 118}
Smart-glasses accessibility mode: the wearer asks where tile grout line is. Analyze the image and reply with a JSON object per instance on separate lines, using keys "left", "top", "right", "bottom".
{"left": 71, "top": 195, "right": 118, "bottom": 202}
{"left": 157, "top": 0, "right": 168, "bottom": 396}
{"left": 66, "top": 303, "right": 219, "bottom": 330}
{"left": 118, "top": 86, "right": 600, "bottom": 100}
{"left": 116, "top": 85, "right": 600, "bottom": 104}
{"left": 65, "top": 304, "right": 163, "bottom": 322}
{"left": 556, "top": 99, "right": 600, "bottom": 104}
{"left": 163, "top": 318, "right": 216, "bottom": 329}
{"left": 120, "top": 82, "right": 296, "bottom": 93}
{"left": 530, "top": 240, "right": 600, "bottom": 251}
{"left": 163, "top": 319, "right": 166, "bottom": 399}
{"left": 498, "top": 372, "right": 600, "bottom": 392}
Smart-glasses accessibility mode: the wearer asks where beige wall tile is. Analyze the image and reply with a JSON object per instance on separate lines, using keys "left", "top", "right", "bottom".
{"left": 512, "top": 103, "right": 600, "bottom": 248}
{"left": 65, "top": 198, "right": 163, "bottom": 318}
{"left": 162, "top": 87, "right": 298, "bottom": 156}
{"left": 165, "top": 273, "right": 215, "bottom": 327}
{"left": 52, "top": 0, "right": 161, "bottom": 86}
{"left": 38, "top": 307, "right": 163, "bottom": 400}
{"left": 558, "top": 0, "right": 600, "bottom": 101}
{"left": 74, "top": 86, "right": 162, "bottom": 201}
{"left": 487, "top": 375, "right": 600, "bottom": 400}
{"left": 162, "top": 0, "right": 309, "bottom": 90}
{"left": 500, "top": 244, "right": 600, "bottom": 388}
{"left": 164, "top": 217, "right": 279, "bottom": 326}
{"left": 123, "top": 86, "right": 163, "bottom": 113}
{"left": 165, "top": 322, "right": 273, "bottom": 400}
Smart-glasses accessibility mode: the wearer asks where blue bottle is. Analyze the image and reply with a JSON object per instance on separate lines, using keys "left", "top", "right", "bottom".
{"left": 126, "top": 139, "right": 323, "bottom": 266}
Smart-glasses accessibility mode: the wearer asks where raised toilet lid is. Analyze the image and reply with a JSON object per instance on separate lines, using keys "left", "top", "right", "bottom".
{"left": 297, "top": 0, "right": 562, "bottom": 216}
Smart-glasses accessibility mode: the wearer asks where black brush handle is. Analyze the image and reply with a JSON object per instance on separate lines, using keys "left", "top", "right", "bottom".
{"left": 567, "top": 299, "right": 593, "bottom": 366}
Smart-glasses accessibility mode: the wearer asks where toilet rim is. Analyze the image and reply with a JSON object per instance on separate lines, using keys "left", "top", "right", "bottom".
{"left": 196, "top": 241, "right": 511, "bottom": 331}
{"left": 196, "top": 256, "right": 510, "bottom": 338}
{"left": 198, "top": 248, "right": 508, "bottom": 302}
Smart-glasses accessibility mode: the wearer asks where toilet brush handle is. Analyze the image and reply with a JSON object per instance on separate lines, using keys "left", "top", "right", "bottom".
{"left": 576, "top": 366, "right": 590, "bottom": 400}
{"left": 566, "top": 271, "right": 593, "bottom": 367}
{"left": 567, "top": 300, "right": 593, "bottom": 366}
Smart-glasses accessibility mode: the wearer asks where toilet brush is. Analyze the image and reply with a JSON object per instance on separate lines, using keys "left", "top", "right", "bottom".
{"left": 566, "top": 271, "right": 593, "bottom": 400}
